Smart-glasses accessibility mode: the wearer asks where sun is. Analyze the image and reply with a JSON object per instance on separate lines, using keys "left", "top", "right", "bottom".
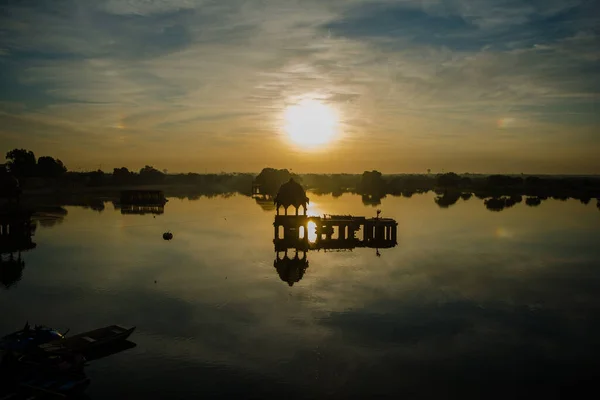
{"left": 284, "top": 99, "right": 338, "bottom": 148}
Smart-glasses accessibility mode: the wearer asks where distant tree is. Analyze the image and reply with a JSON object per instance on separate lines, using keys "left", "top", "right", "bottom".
{"left": 37, "top": 156, "right": 67, "bottom": 178}
{"left": 112, "top": 167, "right": 134, "bottom": 185}
{"left": 88, "top": 169, "right": 105, "bottom": 186}
{"left": 487, "top": 175, "right": 523, "bottom": 187}
{"left": 460, "top": 177, "right": 472, "bottom": 187}
{"left": 6, "top": 149, "right": 37, "bottom": 178}
{"left": 436, "top": 172, "right": 461, "bottom": 188}
{"left": 139, "top": 165, "right": 164, "bottom": 183}
{"left": 255, "top": 168, "right": 295, "bottom": 195}
{"left": 359, "top": 170, "right": 386, "bottom": 194}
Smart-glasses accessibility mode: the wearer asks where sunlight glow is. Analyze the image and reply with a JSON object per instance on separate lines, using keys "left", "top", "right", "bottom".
{"left": 284, "top": 99, "right": 338, "bottom": 148}
{"left": 307, "top": 221, "right": 317, "bottom": 243}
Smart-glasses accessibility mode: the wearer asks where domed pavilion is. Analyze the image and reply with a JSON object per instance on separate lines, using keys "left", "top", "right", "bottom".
{"left": 274, "top": 250, "right": 308, "bottom": 287}
{"left": 274, "top": 178, "right": 309, "bottom": 216}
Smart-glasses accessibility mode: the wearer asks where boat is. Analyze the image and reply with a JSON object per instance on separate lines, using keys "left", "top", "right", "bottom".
{"left": 2, "top": 324, "right": 135, "bottom": 361}
{"left": 38, "top": 325, "right": 136, "bottom": 356}
{"left": 0, "top": 324, "right": 135, "bottom": 398}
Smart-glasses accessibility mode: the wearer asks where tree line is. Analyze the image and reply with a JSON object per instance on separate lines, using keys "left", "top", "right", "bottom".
{"left": 3, "top": 149, "right": 600, "bottom": 207}
{"left": 4, "top": 149, "right": 67, "bottom": 178}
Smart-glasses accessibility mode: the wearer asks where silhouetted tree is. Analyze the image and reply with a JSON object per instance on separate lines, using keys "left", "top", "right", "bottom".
{"left": 460, "top": 177, "right": 472, "bottom": 187}
{"left": 112, "top": 167, "right": 134, "bottom": 185}
{"left": 37, "top": 156, "right": 67, "bottom": 178}
{"left": 436, "top": 172, "right": 461, "bottom": 188}
{"left": 359, "top": 170, "right": 386, "bottom": 194}
{"left": 6, "top": 149, "right": 37, "bottom": 178}
{"left": 88, "top": 169, "right": 105, "bottom": 186}
{"left": 525, "top": 176, "right": 543, "bottom": 187}
{"left": 487, "top": 175, "right": 523, "bottom": 187}
{"left": 255, "top": 168, "right": 295, "bottom": 195}
{"left": 139, "top": 165, "right": 164, "bottom": 183}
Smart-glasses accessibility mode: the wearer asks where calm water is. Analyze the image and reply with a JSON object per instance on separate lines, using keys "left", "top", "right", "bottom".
{"left": 2, "top": 193, "right": 600, "bottom": 399}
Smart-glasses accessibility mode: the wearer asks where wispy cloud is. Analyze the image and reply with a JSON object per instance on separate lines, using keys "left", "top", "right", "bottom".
{"left": 0, "top": 0, "right": 598, "bottom": 173}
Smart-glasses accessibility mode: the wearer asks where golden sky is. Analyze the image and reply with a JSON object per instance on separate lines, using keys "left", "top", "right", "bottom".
{"left": 0, "top": 0, "right": 598, "bottom": 174}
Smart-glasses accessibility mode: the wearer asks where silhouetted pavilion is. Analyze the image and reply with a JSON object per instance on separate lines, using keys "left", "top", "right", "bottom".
{"left": 274, "top": 178, "right": 309, "bottom": 216}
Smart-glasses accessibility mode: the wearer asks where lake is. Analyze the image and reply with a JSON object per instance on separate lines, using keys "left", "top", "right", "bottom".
{"left": 1, "top": 192, "right": 599, "bottom": 399}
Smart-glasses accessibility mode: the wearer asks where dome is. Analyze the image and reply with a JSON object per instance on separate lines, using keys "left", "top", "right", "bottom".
{"left": 274, "top": 178, "right": 309, "bottom": 208}
{"left": 274, "top": 253, "right": 308, "bottom": 286}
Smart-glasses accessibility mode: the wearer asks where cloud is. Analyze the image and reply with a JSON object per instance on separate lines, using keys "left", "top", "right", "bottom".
{"left": 0, "top": 0, "right": 598, "bottom": 172}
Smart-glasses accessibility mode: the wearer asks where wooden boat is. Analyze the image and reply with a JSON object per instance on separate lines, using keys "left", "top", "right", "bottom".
{"left": 38, "top": 325, "right": 135, "bottom": 356}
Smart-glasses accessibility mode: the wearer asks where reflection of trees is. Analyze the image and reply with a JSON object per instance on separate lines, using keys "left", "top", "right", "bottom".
{"left": 484, "top": 195, "right": 522, "bottom": 212}
{"left": 32, "top": 206, "right": 68, "bottom": 228}
{"left": 1, "top": 207, "right": 36, "bottom": 289}
{"left": 525, "top": 197, "right": 543, "bottom": 207}
{"left": 460, "top": 192, "right": 473, "bottom": 201}
{"left": 0, "top": 253, "right": 25, "bottom": 289}
{"left": 361, "top": 193, "right": 386, "bottom": 206}
{"left": 597, "top": 199, "right": 600, "bottom": 210}
{"left": 434, "top": 191, "right": 462, "bottom": 208}
{"left": 255, "top": 196, "right": 276, "bottom": 211}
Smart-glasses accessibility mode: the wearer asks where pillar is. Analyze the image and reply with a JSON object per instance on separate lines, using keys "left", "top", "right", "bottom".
{"left": 375, "top": 225, "right": 385, "bottom": 241}
{"left": 391, "top": 226, "right": 397, "bottom": 242}
{"left": 274, "top": 224, "right": 279, "bottom": 239}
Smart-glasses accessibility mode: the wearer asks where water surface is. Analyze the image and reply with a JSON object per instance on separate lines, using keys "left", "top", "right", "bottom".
{"left": 1, "top": 193, "right": 599, "bottom": 398}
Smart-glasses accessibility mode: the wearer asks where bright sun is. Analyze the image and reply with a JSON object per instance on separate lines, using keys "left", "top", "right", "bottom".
{"left": 284, "top": 99, "right": 338, "bottom": 147}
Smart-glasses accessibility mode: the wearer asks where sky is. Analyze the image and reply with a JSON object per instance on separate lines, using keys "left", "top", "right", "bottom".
{"left": 0, "top": 0, "right": 598, "bottom": 174}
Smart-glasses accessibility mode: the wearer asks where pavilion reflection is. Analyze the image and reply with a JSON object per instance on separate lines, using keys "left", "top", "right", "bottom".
{"left": 0, "top": 205, "right": 36, "bottom": 289}
{"left": 271, "top": 179, "right": 398, "bottom": 286}
{"left": 113, "top": 190, "right": 167, "bottom": 215}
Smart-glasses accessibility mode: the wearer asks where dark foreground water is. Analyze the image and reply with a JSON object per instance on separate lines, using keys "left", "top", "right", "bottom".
{"left": 1, "top": 193, "right": 600, "bottom": 399}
